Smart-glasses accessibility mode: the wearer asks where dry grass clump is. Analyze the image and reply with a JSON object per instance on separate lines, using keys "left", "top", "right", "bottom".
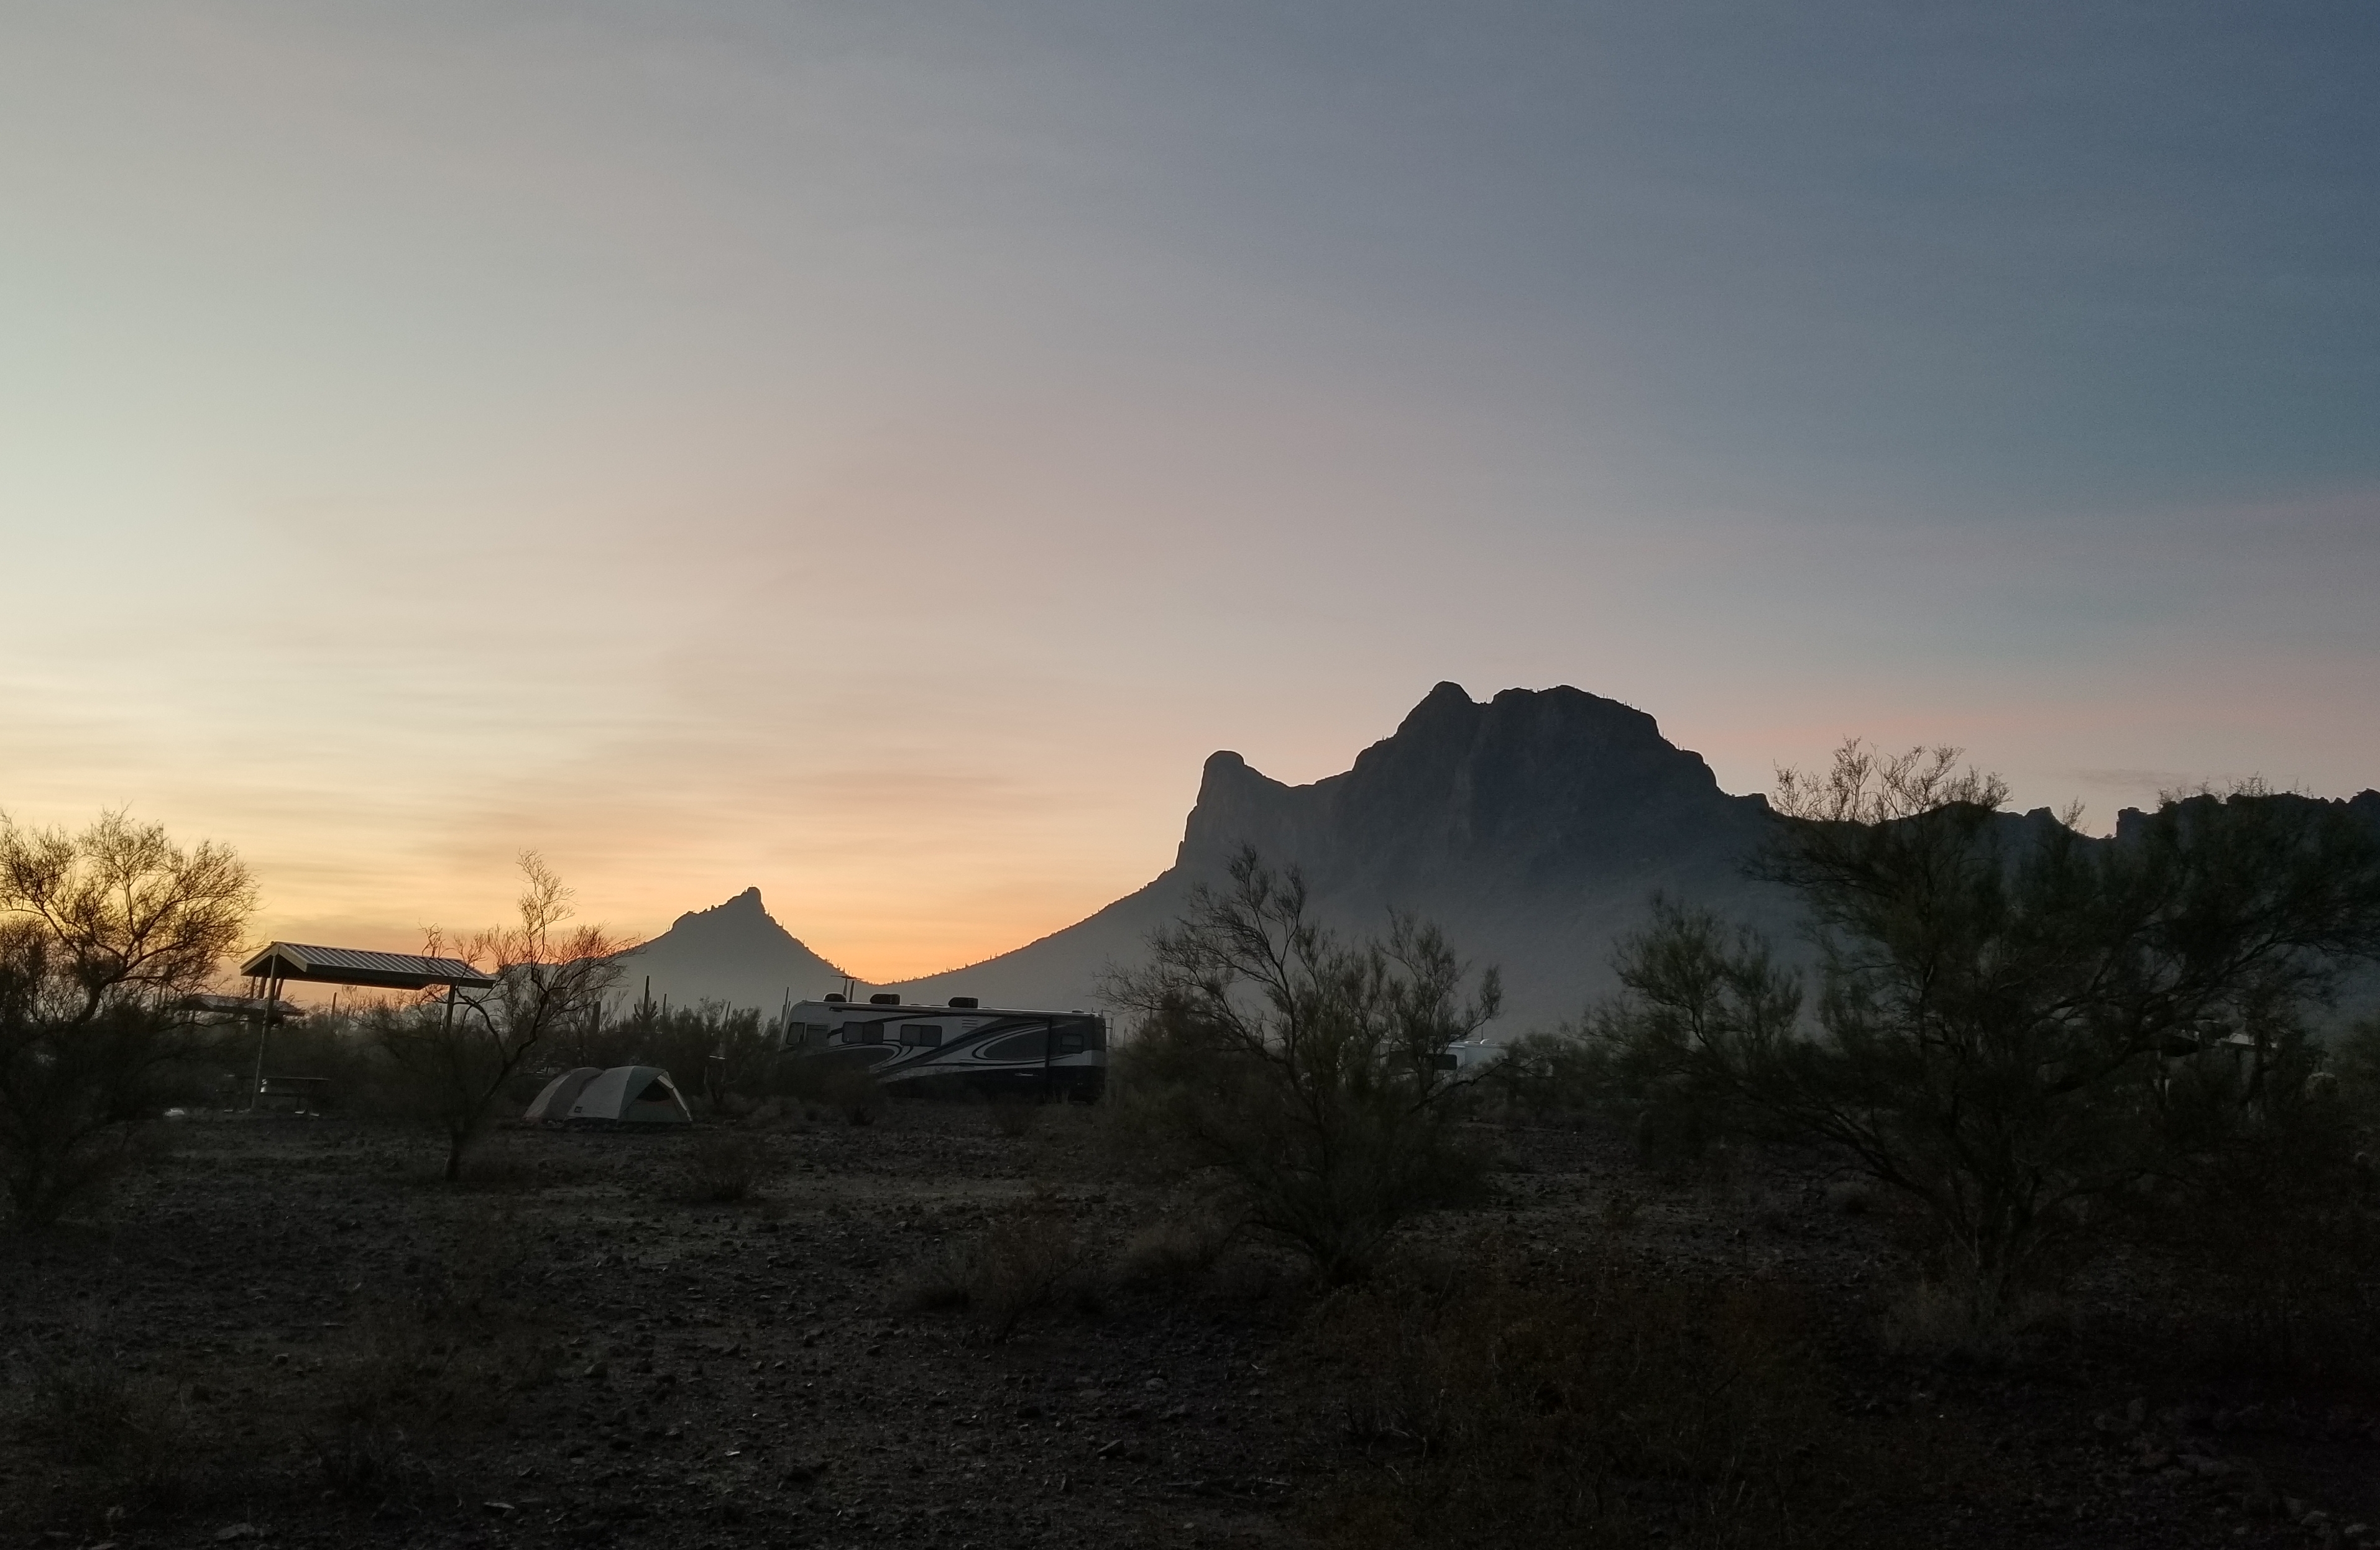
{"left": 19, "top": 1347, "right": 196, "bottom": 1511}
{"left": 1311, "top": 1239, "right": 1855, "bottom": 1549}
{"left": 310, "top": 1292, "right": 566, "bottom": 1500}
{"left": 681, "top": 1130, "right": 775, "bottom": 1203}
{"left": 988, "top": 1092, "right": 1041, "bottom": 1138}
{"left": 903, "top": 1201, "right": 1104, "bottom": 1337}
{"left": 304, "top": 1200, "right": 567, "bottom": 1502}
{"left": 1876, "top": 1279, "right": 2072, "bottom": 1367}
{"left": 1114, "top": 1206, "right": 1237, "bottom": 1291}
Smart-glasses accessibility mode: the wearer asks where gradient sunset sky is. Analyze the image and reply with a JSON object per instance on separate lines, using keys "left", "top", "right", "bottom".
{"left": 4, "top": 3, "right": 2376, "bottom": 980}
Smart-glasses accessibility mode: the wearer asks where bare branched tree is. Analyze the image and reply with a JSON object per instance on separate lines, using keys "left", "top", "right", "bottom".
{"left": 376, "top": 853, "right": 627, "bottom": 1181}
{"left": 0, "top": 810, "right": 256, "bottom": 1226}
{"left": 1106, "top": 848, "right": 1500, "bottom": 1282}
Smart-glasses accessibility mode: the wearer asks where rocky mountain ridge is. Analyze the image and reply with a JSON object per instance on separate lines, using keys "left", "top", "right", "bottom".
{"left": 884, "top": 682, "right": 1793, "bottom": 1029}
{"left": 623, "top": 685, "right": 2380, "bottom": 1034}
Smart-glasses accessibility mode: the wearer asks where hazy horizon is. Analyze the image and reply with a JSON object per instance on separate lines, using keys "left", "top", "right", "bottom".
{"left": 6, "top": 4, "right": 2376, "bottom": 979}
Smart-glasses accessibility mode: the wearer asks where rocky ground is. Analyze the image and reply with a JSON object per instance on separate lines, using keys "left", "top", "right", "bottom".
{"left": 4, "top": 1105, "right": 2379, "bottom": 1549}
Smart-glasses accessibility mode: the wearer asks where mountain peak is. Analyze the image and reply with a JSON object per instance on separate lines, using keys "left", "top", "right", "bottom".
{"left": 670, "top": 885, "right": 772, "bottom": 932}
{"left": 623, "top": 886, "right": 852, "bottom": 1011}
{"left": 893, "top": 681, "right": 1789, "bottom": 1027}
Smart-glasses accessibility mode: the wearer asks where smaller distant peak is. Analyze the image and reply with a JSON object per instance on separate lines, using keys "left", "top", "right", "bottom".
{"left": 1423, "top": 681, "right": 1473, "bottom": 706}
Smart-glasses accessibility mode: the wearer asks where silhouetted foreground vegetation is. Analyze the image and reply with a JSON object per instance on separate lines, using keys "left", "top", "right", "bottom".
{"left": 1105, "top": 849, "right": 1500, "bottom": 1283}
{"left": 1570, "top": 745, "right": 2380, "bottom": 1356}
{"left": 8, "top": 757, "right": 2380, "bottom": 1547}
{"left": 0, "top": 810, "right": 254, "bottom": 1226}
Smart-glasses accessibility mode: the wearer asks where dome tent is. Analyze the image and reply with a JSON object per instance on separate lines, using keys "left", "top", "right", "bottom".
{"left": 566, "top": 1065, "right": 693, "bottom": 1126}
{"left": 522, "top": 1067, "right": 603, "bottom": 1124}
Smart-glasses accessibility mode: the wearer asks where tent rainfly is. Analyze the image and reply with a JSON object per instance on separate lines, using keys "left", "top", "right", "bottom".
{"left": 562, "top": 1065, "right": 692, "bottom": 1126}
{"left": 522, "top": 1067, "right": 604, "bottom": 1124}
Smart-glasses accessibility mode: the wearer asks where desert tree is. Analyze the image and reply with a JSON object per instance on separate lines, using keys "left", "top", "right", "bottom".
{"left": 1590, "top": 743, "right": 2380, "bottom": 1326}
{"left": 0, "top": 810, "right": 256, "bottom": 1226}
{"left": 1106, "top": 848, "right": 1501, "bottom": 1283}
{"left": 376, "top": 853, "right": 627, "bottom": 1181}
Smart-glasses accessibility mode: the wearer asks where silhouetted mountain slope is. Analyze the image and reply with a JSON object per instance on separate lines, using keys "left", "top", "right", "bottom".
{"left": 891, "top": 683, "right": 1800, "bottom": 1031}
{"left": 636, "top": 699, "right": 2380, "bottom": 1036}
{"left": 612, "top": 887, "right": 852, "bottom": 1015}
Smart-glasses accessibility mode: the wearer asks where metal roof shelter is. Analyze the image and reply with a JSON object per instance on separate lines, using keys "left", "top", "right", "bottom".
{"left": 239, "top": 942, "right": 495, "bottom": 992}
{"left": 231, "top": 943, "right": 496, "bottom": 1111}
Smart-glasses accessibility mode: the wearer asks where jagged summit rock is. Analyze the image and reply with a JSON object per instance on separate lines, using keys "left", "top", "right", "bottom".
{"left": 614, "top": 886, "right": 853, "bottom": 1014}
{"left": 1179, "top": 682, "right": 1763, "bottom": 887}
{"left": 668, "top": 886, "right": 771, "bottom": 933}
{"left": 891, "top": 682, "right": 1794, "bottom": 1030}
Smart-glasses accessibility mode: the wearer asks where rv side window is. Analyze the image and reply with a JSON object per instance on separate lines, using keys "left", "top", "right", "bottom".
{"left": 1056, "top": 1031, "right": 1085, "bottom": 1056}
{"left": 981, "top": 1030, "right": 1048, "bottom": 1062}
{"left": 900, "top": 1024, "right": 943, "bottom": 1048}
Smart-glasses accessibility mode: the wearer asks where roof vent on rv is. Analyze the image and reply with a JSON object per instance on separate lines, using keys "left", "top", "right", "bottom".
{"left": 824, "top": 993, "right": 845, "bottom": 1003}
{"left": 948, "top": 996, "right": 979, "bottom": 1009}
{"left": 869, "top": 993, "right": 900, "bottom": 1005}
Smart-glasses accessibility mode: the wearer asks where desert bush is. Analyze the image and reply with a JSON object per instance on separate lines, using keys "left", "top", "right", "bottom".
{"left": 1475, "top": 1029, "right": 1602, "bottom": 1125}
{"left": 1875, "top": 1277, "right": 2072, "bottom": 1365}
{"left": 318, "top": 1209, "right": 565, "bottom": 1470}
{"left": 605, "top": 999, "right": 774, "bottom": 1106}
{"left": 1312, "top": 1240, "right": 1850, "bottom": 1549}
{"left": 1588, "top": 746, "right": 2380, "bottom": 1328}
{"left": 229, "top": 1006, "right": 419, "bottom": 1116}
{"left": 782, "top": 1054, "right": 883, "bottom": 1124}
{"left": 682, "top": 1130, "right": 774, "bottom": 1202}
{"left": 2142, "top": 1022, "right": 2380, "bottom": 1375}
{"left": 311, "top": 1413, "right": 414, "bottom": 1502}
{"left": 0, "top": 812, "right": 254, "bottom": 1227}
{"left": 1106, "top": 850, "right": 1500, "bottom": 1284}
{"left": 1114, "top": 1205, "right": 1236, "bottom": 1291}
{"left": 21, "top": 1348, "right": 195, "bottom": 1508}
{"left": 903, "top": 1201, "right": 1103, "bottom": 1337}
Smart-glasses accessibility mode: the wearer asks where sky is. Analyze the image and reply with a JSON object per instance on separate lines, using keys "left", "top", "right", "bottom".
{"left": 2, "top": 2, "right": 2376, "bottom": 980}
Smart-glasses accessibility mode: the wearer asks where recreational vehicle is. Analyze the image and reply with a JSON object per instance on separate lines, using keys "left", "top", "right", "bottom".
{"left": 779, "top": 994, "right": 1107, "bottom": 1101}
